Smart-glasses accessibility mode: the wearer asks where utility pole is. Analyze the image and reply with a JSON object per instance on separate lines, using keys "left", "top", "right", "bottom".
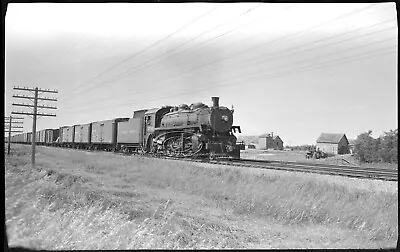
{"left": 4, "top": 115, "right": 24, "bottom": 155}
{"left": 12, "top": 86, "right": 58, "bottom": 167}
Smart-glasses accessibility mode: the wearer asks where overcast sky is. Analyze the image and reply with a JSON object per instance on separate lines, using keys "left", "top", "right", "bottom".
{"left": 5, "top": 3, "right": 398, "bottom": 145}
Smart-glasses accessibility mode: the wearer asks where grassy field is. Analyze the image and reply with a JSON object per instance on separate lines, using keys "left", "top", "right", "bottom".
{"left": 5, "top": 144, "right": 398, "bottom": 249}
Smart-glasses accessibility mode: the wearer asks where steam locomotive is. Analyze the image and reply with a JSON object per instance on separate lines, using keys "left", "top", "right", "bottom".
{"left": 8, "top": 97, "right": 242, "bottom": 159}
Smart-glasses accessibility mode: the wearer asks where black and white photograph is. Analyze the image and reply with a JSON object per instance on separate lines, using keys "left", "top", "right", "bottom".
{"left": 4, "top": 2, "right": 398, "bottom": 249}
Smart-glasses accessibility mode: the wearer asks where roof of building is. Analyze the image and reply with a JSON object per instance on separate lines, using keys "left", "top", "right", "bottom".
{"left": 316, "top": 133, "right": 348, "bottom": 144}
{"left": 259, "top": 133, "right": 283, "bottom": 142}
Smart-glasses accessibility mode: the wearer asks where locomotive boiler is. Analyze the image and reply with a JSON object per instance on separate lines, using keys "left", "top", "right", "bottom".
{"left": 147, "top": 97, "right": 241, "bottom": 159}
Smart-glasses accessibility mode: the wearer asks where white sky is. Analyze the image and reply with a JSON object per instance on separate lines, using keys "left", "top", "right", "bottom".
{"left": 5, "top": 3, "right": 398, "bottom": 145}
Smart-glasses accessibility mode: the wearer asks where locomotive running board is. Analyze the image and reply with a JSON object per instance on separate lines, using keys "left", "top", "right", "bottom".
{"left": 154, "top": 124, "right": 203, "bottom": 131}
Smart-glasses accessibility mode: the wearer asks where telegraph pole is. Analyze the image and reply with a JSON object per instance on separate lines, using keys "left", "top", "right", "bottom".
{"left": 12, "top": 86, "right": 58, "bottom": 167}
{"left": 4, "top": 115, "right": 24, "bottom": 155}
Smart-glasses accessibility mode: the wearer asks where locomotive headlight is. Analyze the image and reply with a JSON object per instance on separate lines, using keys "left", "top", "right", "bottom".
{"left": 221, "top": 115, "right": 229, "bottom": 122}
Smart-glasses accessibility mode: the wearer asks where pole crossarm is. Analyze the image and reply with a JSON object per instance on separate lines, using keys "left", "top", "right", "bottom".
{"left": 5, "top": 116, "right": 24, "bottom": 120}
{"left": 13, "top": 95, "right": 57, "bottom": 101}
{"left": 4, "top": 121, "right": 24, "bottom": 124}
{"left": 4, "top": 126, "right": 24, "bottom": 128}
{"left": 12, "top": 111, "right": 57, "bottom": 117}
{"left": 14, "top": 86, "right": 58, "bottom": 93}
{"left": 5, "top": 116, "right": 24, "bottom": 119}
{"left": 12, "top": 103, "right": 57, "bottom": 109}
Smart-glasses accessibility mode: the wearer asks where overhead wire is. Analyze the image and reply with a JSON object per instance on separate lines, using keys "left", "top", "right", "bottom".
{"left": 218, "top": 18, "right": 397, "bottom": 70}
{"left": 59, "top": 3, "right": 377, "bottom": 112}
{"left": 58, "top": 3, "right": 284, "bottom": 110}
{"left": 57, "top": 4, "right": 223, "bottom": 104}
{"left": 200, "top": 31, "right": 397, "bottom": 79}
{"left": 135, "top": 3, "right": 382, "bottom": 90}
{"left": 60, "top": 43, "right": 397, "bottom": 116}
{"left": 74, "top": 3, "right": 374, "bottom": 99}
{"left": 60, "top": 47, "right": 397, "bottom": 119}
{"left": 88, "top": 3, "right": 270, "bottom": 86}
{"left": 60, "top": 7, "right": 393, "bottom": 112}
{"left": 58, "top": 3, "right": 269, "bottom": 107}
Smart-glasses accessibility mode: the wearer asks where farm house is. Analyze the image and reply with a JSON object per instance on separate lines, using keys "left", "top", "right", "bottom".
{"left": 258, "top": 133, "right": 284, "bottom": 150}
{"left": 316, "top": 133, "right": 350, "bottom": 155}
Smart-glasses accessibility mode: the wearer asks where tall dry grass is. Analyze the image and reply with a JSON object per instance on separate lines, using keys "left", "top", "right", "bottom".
{"left": 125, "top": 158, "right": 397, "bottom": 241}
{"left": 51, "top": 148, "right": 398, "bottom": 241}
{"left": 5, "top": 145, "right": 398, "bottom": 249}
{"left": 6, "top": 148, "right": 245, "bottom": 249}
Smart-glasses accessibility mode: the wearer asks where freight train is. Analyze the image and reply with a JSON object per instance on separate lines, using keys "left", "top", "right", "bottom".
{"left": 6, "top": 97, "right": 242, "bottom": 159}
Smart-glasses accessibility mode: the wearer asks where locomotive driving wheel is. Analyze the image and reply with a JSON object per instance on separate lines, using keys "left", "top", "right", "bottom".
{"left": 163, "top": 133, "right": 202, "bottom": 158}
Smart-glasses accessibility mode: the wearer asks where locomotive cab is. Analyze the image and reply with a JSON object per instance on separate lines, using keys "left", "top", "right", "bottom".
{"left": 143, "top": 106, "right": 172, "bottom": 151}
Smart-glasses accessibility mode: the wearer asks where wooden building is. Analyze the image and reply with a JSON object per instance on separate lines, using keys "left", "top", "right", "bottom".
{"left": 316, "top": 133, "right": 350, "bottom": 155}
{"left": 258, "top": 133, "right": 284, "bottom": 150}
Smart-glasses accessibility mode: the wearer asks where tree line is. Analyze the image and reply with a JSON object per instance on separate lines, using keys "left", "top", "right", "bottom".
{"left": 354, "top": 129, "right": 398, "bottom": 163}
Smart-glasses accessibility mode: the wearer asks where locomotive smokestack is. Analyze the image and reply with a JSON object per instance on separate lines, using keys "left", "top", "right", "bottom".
{"left": 211, "top": 97, "right": 219, "bottom": 108}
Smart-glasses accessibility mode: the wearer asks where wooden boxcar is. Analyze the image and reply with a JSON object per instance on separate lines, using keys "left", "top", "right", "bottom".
{"left": 27, "top": 132, "right": 32, "bottom": 143}
{"left": 36, "top": 129, "right": 47, "bottom": 145}
{"left": 91, "top": 118, "right": 129, "bottom": 150}
{"left": 116, "top": 117, "right": 144, "bottom": 152}
{"left": 60, "top": 126, "right": 75, "bottom": 146}
{"left": 45, "top": 129, "right": 59, "bottom": 145}
{"left": 22, "top": 133, "right": 28, "bottom": 143}
{"left": 74, "top": 123, "right": 92, "bottom": 147}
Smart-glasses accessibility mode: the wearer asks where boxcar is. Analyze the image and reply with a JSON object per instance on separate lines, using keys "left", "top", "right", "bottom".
{"left": 91, "top": 118, "right": 129, "bottom": 150}
{"left": 35, "top": 129, "right": 46, "bottom": 145}
{"left": 27, "top": 132, "right": 32, "bottom": 144}
{"left": 39, "top": 129, "right": 47, "bottom": 144}
{"left": 60, "top": 126, "right": 75, "bottom": 147}
{"left": 74, "top": 123, "right": 92, "bottom": 148}
{"left": 17, "top": 134, "right": 23, "bottom": 143}
{"left": 45, "top": 129, "right": 59, "bottom": 145}
{"left": 35, "top": 131, "right": 41, "bottom": 144}
{"left": 116, "top": 117, "right": 144, "bottom": 152}
{"left": 22, "top": 133, "right": 28, "bottom": 143}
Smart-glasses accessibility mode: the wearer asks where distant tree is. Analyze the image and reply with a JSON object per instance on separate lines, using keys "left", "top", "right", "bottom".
{"left": 354, "top": 129, "right": 398, "bottom": 164}
{"left": 354, "top": 130, "right": 375, "bottom": 162}
{"left": 378, "top": 129, "right": 398, "bottom": 163}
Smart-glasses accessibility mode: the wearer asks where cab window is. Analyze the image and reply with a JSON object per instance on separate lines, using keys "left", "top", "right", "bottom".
{"left": 146, "top": 116, "right": 152, "bottom": 126}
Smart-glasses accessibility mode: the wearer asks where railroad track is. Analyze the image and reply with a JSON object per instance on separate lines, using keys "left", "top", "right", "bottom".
{"left": 149, "top": 155, "right": 398, "bottom": 182}
{"left": 18, "top": 144, "right": 400, "bottom": 181}
{"left": 237, "top": 158, "right": 398, "bottom": 181}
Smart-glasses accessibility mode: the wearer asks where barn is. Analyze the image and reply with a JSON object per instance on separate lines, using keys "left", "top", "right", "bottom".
{"left": 258, "top": 133, "right": 284, "bottom": 150}
{"left": 316, "top": 133, "right": 350, "bottom": 155}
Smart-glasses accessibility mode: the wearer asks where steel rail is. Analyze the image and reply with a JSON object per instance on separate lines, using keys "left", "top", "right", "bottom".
{"left": 236, "top": 159, "right": 398, "bottom": 180}
{"left": 241, "top": 158, "right": 396, "bottom": 172}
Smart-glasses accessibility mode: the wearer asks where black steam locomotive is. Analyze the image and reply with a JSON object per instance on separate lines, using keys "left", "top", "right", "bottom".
{"left": 145, "top": 97, "right": 241, "bottom": 158}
